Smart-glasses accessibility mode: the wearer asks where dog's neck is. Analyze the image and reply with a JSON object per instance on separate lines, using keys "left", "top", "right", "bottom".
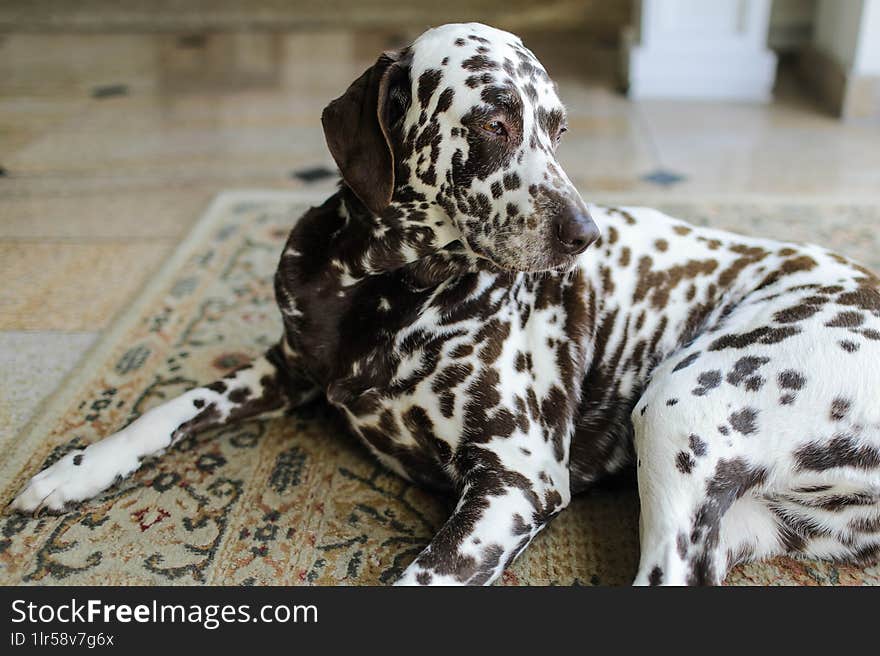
{"left": 335, "top": 186, "right": 502, "bottom": 285}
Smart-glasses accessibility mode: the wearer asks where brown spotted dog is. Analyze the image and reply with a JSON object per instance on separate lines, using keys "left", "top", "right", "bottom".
{"left": 13, "top": 23, "right": 880, "bottom": 585}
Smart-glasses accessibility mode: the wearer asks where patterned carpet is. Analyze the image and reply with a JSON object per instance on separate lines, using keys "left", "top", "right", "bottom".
{"left": 2, "top": 190, "right": 879, "bottom": 586}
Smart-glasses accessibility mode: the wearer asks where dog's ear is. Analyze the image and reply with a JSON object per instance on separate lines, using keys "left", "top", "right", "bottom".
{"left": 321, "top": 51, "right": 410, "bottom": 215}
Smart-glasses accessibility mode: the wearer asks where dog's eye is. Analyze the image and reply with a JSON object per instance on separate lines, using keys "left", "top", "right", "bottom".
{"left": 556, "top": 126, "right": 568, "bottom": 142}
{"left": 481, "top": 120, "right": 507, "bottom": 138}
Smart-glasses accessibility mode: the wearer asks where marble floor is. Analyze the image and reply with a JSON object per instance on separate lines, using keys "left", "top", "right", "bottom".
{"left": 2, "top": 29, "right": 880, "bottom": 441}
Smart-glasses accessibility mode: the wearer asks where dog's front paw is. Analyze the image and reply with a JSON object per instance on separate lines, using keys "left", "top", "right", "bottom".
{"left": 10, "top": 443, "right": 138, "bottom": 514}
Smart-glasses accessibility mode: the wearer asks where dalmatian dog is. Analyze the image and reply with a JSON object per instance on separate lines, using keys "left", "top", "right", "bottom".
{"left": 12, "top": 23, "right": 880, "bottom": 586}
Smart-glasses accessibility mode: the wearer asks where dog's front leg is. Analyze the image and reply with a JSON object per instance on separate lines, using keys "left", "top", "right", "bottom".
{"left": 396, "top": 443, "right": 570, "bottom": 586}
{"left": 11, "top": 344, "right": 317, "bottom": 514}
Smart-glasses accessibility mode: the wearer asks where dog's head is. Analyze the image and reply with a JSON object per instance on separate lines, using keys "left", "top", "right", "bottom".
{"left": 322, "top": 22, "right": 599, "bottom": 272}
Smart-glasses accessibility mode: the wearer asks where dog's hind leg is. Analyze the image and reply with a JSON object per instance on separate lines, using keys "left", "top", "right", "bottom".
{"left": 11, "top": 343, "right": 317, "bottom": 514}
{"left": 630, "top": 395, "right": 779, "bottom": 586}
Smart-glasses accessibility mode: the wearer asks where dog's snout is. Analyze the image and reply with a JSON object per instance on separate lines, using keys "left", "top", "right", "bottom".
{"left": 553, "top": 208, "right": 600, "bottom": 256}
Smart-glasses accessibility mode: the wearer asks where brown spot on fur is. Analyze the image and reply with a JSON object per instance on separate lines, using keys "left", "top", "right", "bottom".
{"left": 830, "top": 397, "right": 851, "bottom": 422}
{"left": 729, "top": 408, "right": 758, "bottom": 435}
{"left": 709, "top": 326, "right": 800, "bottom": 351}
{"left": 778, "top": 370, "right": 805, "bottom": 390}
{"left": 634, "top": 256, "right": 719, "bottom": 310}
{"left": 744, "top": 376, "right": 764, "bottom": 391}
{"left": 417, "top": 69, "right": 442, "bottom": 109}
{"left": 774, "top": 302, "right": 821, "bottom": 324}
{"left": 672, "top": 352, "right": 700, "bottom": 372}
{"left": 795, "top": 433, "right": 880, "bottom": 471}
{"left": 825, "top": 311, "right": 864, "bottom": 328}
{"left": 676, "top": 451, "right": 695, "bottom": 474}
{"left": 726, "top": 356, "right": 769, "bottom": 386}
{"left": 757, "top": 255, "right": 818, "bottom": 290}
{"left": 692, "top": 370, "right": 721, "bottom": 396}
{"left": 837, "top": 288, "right": 880, "bottom": 313}
{"left": 462, "top": 55, "right": 499, "bottom": 72}
{"left": 689, "top": 434, "right": 707, "bottom": 456}
{"left": 718, "top": 245, "right": 768, "bottom": 288}
{"left": 850, "top": 514, "right": 880, "bottom": 533}
{"left": 228, "top": 387, "right": 251, "bottom": 404}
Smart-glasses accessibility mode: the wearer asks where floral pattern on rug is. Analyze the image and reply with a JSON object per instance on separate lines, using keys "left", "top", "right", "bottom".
{"left": 1, "top": 192, "right": 879, "bottom": 586}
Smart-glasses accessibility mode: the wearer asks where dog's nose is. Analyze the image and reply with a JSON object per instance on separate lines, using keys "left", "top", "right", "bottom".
{"left": 553, "top": 208, "right": 600, "bottom": 256}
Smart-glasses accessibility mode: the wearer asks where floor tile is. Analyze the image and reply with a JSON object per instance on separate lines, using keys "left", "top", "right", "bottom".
{"left": 0, "top": 241, "right": 173, "bottom": 331}
{"left": 0, "top": 330, "right": 98, "bottom": 440}
{"left": 0, "top": 188, "right": 214, "bottom": 239}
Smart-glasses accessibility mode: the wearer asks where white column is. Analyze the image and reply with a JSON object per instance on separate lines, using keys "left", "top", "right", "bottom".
{"left": 624, "top": 0, "right": 778, "bottom": 101}
{"left": 854, "top": 0, "right": 880, "bottom": 75}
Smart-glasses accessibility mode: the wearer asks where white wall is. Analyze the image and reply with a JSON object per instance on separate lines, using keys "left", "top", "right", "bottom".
{"left": 813, "top": 0, "right": 880, "bottom": 74}
{"left": 854, "top": 0, "right": 880, "bottom": 74}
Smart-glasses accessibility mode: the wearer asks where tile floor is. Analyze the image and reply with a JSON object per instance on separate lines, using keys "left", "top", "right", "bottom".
{"left": 2, "top": 29, "right": 880, "bottom": 441}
